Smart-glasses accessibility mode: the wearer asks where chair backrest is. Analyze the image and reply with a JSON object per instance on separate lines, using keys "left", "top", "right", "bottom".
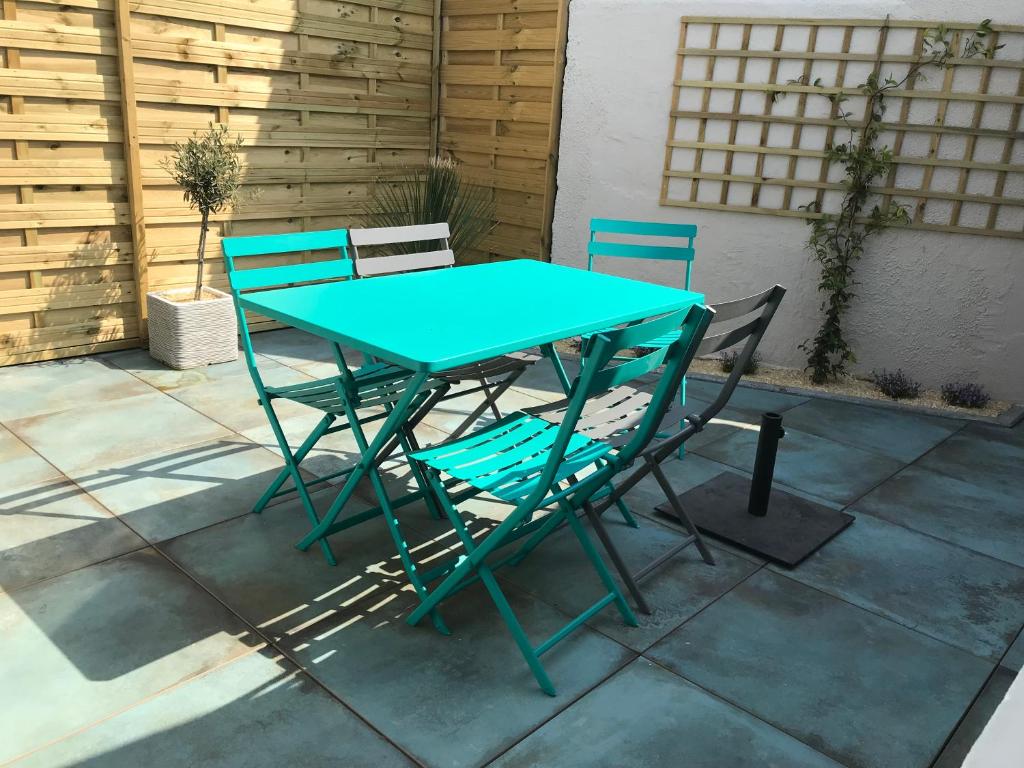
{"left": 220, "top": 228, "right": 353, "bottom": 379}
{"left": 588, "top": 218, "right": 697, "bottom": 290}
{"left": 523, "top": 302, "right": 714, "bottom": 510}
{"left": 349, "top": 223, "right": 454, "bottom": 277}
{"left": 693, "top": 284, "right": 786, "bottom": 424}
{"left": 639, "top": 284, "right": 785, "bottom": 463}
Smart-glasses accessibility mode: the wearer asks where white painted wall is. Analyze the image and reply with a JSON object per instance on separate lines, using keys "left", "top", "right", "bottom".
{"left": 552, "top": 0, "right": 1024, "bottom": 401}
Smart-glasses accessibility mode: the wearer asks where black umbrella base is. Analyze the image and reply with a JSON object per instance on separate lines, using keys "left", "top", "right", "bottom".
{"left": 655, "top": 472, "right": 854, "bottom": 568}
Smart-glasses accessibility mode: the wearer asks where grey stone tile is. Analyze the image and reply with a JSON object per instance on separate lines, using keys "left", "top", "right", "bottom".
{"left": 1, "top": 480, "right": 146, "bottom": 593}
{"left": 491, "top": 658, "right": 842, "bottom": 768}
{"left": 932, "top": 666, "right": 1017, "bottom": 768}
{"left": 960, "top": 420, "right": 1024, "bottom": 449}
{"left": 780, "top": 397, "right": 963, "bottom": 462}
{"left": 290, "top": 580, "right": 633, "bottom": 767}
{"left": 915, "top": 430, "right": 1024, "bottom": 498}
{"left": 104, "top": 347, "right": 250, "bottom": 392}
{"left": 162, "top": 492, "right": 634, "bottom": 767}
{"left": 500, "top": 515, "right": 759, "bottom": 651}
{"left": 0, "top": 357, "right": 154, "bottom": 421}
{"left": 685, "top": 378, "right": 810, "bottom": 416}
{"left": 14, "top": 650, "right": 413, "bottom": 768}
{"left": 647, "top": 570, "right": 994, "bottom": 768}
{"left": 778, "top": 513, "right": 1024, "bottom": 662}
{"left": 0, "top": 549, "right": 258, "bottom": 763}
{"left": 1003, "top": 630, "right": 1023, "bottom": 672}
{"left": 854, "top": 466, "right": 1024, "bottom": 568}
{"left": 160, "top": 489, "right": 422, "bottom": 642}
{"left": 78, "top": 438, "right": 287, "bottom": 543}
{"left": 696, "top": 426, "right": 904, "bottom": 506}
{"left": 250, "top": 328, "right": 337, "bottom": 370}
{"left": 0, "top": 425, "right": 61, "bottom": 494}
{"left": 7, "top": 391, "right": 231, "bottom": 478}
{"left": 168, "top": 363, "right": 315, "bottom": 433}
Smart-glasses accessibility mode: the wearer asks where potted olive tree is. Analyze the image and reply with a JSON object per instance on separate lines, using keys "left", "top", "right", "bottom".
{"left": 147, "top": 124, "right": 244, "bottom": 369}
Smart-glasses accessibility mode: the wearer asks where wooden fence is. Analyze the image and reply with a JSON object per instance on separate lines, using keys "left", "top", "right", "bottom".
{"left": 0, "top": 0, "right": 568, "bottom": 366}
{"left": 436, "top": 0, "right": 568, "bottom": 262}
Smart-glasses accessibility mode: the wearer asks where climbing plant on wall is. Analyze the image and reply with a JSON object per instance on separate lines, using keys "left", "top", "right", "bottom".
{"left": 795, "top": 19, "right": 1001, "bottom": 382}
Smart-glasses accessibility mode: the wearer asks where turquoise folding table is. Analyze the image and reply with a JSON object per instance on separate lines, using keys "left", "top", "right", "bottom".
{"left": 239, "top": 259, "right": 704, "bottom": 623}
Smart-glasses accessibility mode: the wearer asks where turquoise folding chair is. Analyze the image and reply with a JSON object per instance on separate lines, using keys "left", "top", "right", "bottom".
{"left": 221, "top": 228, "right": 448, "bottom": 566}
{"left": 585, "top": 218, "right": 698, "bottom": 456}
{"left": 405, "top": 302, "right": 713, "bottom": 694}
{"left": 350, "top": 223, "right": 540, "bottom": 438}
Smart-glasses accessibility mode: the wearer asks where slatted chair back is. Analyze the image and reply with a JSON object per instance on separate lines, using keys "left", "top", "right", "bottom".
{"left": 690, "top": 284, "right": 786, "bottom": 428}
{"left": 527, "top": 303, "right": 713, "bottom": 510}
{"left": 588, "top": 218, "right": 697, "bottom": 290}
{"left": 221, "top": 228, "right": 354, "bottom": 387}
{"left": 349, "top": 223, "right": 454, "bottom": 277}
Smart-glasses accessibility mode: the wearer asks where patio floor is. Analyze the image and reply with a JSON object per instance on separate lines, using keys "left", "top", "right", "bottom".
{"left": 1, "top": 328, "right": 1021, "bottom": 768}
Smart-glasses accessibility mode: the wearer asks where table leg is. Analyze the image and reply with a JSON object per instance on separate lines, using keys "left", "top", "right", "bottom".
{"left": 541, "top": 343, "right": 572, "bottom": 395}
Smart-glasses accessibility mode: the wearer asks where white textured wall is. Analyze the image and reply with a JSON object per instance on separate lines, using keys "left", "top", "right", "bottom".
{"left": 552, "top": 0, "right": 1024, "bottom": 401}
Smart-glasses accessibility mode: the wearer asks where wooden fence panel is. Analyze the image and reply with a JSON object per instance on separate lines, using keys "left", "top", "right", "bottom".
{"left": 131, "top": 0, "right": 435, "bottom": 333}
{"left": 438, "top": 0, "right": 568, "bottom": 262}
{"left": 0, "top": 0, "right": 139, "bottom": 363}
{"left": 0, "top": 0, "right": 567, "bottom": 366}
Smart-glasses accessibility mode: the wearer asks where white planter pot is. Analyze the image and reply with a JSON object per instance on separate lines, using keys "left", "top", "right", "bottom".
{"left": 147, "top": 287, "right": 238, "bottom": 370}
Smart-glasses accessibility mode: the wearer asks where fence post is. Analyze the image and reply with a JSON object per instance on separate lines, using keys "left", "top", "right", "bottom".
{"left": 429, "top": 0, "right": 442, "bottom": 158}
{"left": 113, "top": 0, "right": 149, "bottom": 340}
{"left": 540, "top": 0, "right": 571, "bottom": 262}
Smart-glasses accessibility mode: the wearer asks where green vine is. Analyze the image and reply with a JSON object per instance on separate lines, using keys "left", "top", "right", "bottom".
{"left": 793, "top": 18, "right": 1001, "bottom": 383}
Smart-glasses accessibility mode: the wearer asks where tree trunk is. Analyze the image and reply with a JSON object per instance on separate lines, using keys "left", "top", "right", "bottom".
{"left": 194, "top": 209, "right": 209, "bottom": 301}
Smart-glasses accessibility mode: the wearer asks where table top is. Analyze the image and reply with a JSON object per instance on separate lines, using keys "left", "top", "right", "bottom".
{"left": 239, "top": 260, "right": 704, "bottom": 372}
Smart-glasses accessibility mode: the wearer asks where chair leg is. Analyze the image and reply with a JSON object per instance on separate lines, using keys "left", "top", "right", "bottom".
{"left": 253, "top": 413, "right": 335, "bottom": 514}
{"left": 580, "top": 502, "right": 651, "bottom": 615}
{"left": 507, "top": 505, "right": 567, "bottom": 566}
{"left": 397, "top": 426, "right": 444, "bottom": 521}
{"left": 649, "top": 458, "right": 715, "bottom": 565}
{"left": 480, "top": 379, "right": 504, "bottom": 420}
{"left": 560, "top": 501, "right": 639, "bottom": 627}
{"left": 678, "top": 376, "right": 687, "bottom": 460}
{"left": 477, "top": 565, "right": 557, "bottom": 696}
{"left": 258, "top": 404, "right": 338, "bottom": 565}
{"left": 344, "top": 400, "right": 451, "bottom": 636}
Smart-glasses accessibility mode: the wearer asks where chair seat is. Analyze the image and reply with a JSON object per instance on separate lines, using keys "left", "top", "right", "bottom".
{"left": 580, "top": 329, "right": 682, "bottom": 349}
{"left": 265, "top": 361, "right": 443, "bottom": 413}
{"left": 436, "top": 351, "right": 540, "bottom": 383}
{"left": 410, "top": 412, "right": 614, "bottom": 502}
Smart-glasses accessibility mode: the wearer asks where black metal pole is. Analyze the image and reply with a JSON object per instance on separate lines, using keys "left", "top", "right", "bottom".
{"left": 748, "top": 412, "right": 784, "bottom": 517}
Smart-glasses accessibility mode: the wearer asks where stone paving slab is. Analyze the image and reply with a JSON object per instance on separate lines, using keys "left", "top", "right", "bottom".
{"left": 491, "top": 658, "right": 843, "bottom": 768}
{"left": 776, "top": 512, "right": 1024, "bottom": 662}
{"left": 1, "top": 335, "right": 1020, "bottom": 768}
{"left": 0, "top": 480, "right": 146, "bottom": 593}
{"left": 647, "top": 570, "right": 995, "bottom": 768}
{"left": 12, "top": 650, "right": 413, "bottom": 768}
{"left": 0, "top": 549, "right": 258, "bottom": 763}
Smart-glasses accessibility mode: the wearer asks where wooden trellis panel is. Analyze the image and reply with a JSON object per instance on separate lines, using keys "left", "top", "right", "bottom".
{"left": 437, "top": 0, "right": 569, "bottom": 262}
{"left": 661, "top": 16, "right": 1024, "bottom": 239}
